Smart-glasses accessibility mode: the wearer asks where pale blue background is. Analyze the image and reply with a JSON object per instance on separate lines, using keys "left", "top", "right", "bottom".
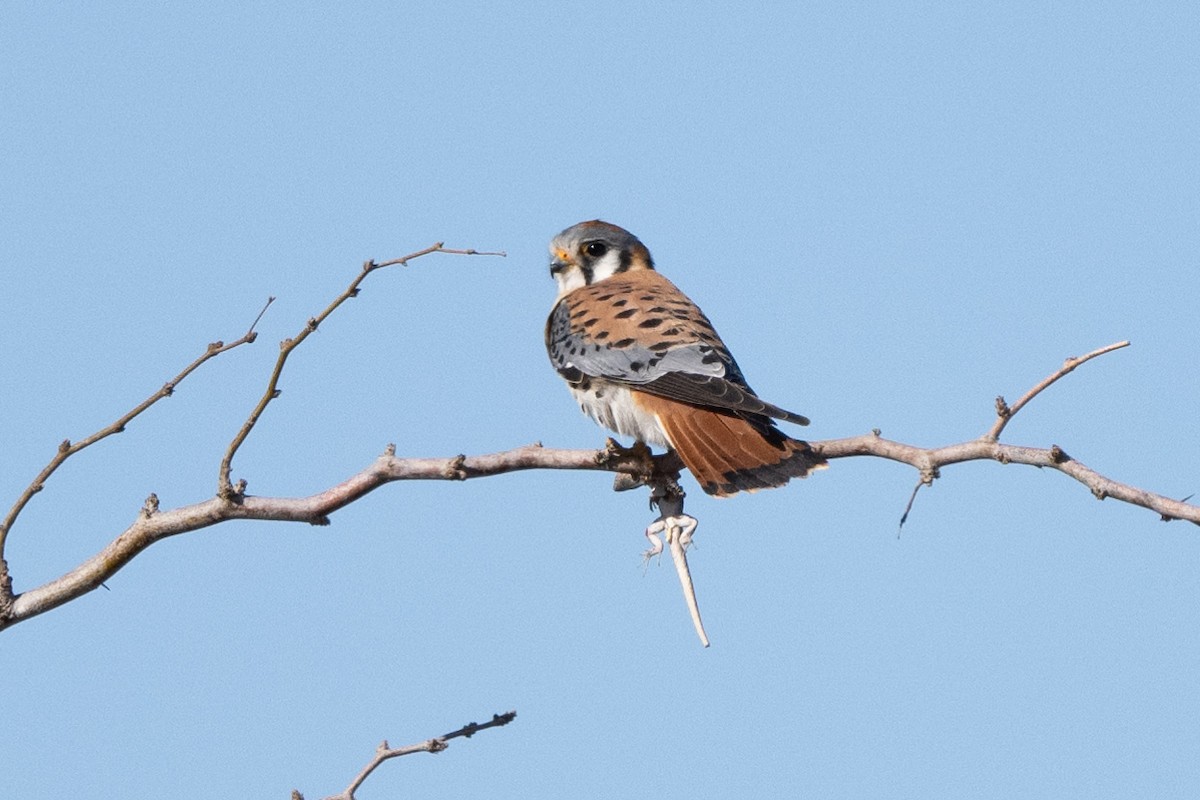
{"left": 3, "top": 2, "right": 1199, "bottom": 797}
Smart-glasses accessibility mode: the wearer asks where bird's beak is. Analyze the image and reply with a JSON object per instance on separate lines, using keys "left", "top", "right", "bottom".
{"left": 549, "top": 249, "right": 572, "bottom": 276}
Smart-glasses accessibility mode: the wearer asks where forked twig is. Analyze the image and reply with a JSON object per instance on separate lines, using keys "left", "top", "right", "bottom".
{"left": 217, "top": 244, "right": 504, "bottom": 498}
{"left": 0, "top": 298, "right": 271, "bottom": 606}
{"left": 893, "top": 339, "right": 1129, "bottom": 529}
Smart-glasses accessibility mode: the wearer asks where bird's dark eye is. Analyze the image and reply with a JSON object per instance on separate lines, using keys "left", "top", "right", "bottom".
{"left": 584, "top": 241, "right": 608, "bottom": 258}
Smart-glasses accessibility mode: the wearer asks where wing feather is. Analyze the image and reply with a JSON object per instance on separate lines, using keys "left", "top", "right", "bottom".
{"left": 546, "top": 279, "right": 809, "bottom": 426}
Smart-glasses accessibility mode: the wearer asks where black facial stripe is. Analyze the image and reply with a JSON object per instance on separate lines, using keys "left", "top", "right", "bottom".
{"left": 614, "top": 247, "right": 632, "bottom": 274}
{"left": 581, "top": 261, "right": 595, "bottom": 284}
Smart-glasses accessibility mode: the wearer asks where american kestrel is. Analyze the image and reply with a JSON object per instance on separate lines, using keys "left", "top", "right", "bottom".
{"left": 545, "top": 220, "right": 825, "bottom": 497}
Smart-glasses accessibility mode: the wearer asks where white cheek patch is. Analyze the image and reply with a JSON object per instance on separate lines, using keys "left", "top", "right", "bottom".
{"left": 588, "top": 249, "right": 624, "bottom": 283}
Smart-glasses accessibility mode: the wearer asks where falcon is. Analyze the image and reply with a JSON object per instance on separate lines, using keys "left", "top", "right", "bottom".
{"left": 545, "top": 220, "right": 825, "bottom": 497}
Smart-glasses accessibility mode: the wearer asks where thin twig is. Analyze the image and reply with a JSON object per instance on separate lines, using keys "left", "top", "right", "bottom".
{"left": 216, "top": 244, "right": 505, "bottom": 498}
{"left": 315, "top": 711, "right": 517, "bottom": 800}
{"left": 898, "top": 480, "right": 923, "bottom": 534}
{"left": 986, "top": 340, "right": 1130, "bottom": 440}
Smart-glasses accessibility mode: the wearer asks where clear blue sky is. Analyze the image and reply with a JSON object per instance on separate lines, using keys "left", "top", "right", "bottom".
{"left": 3, "top": 2, "right": 1199, "bottom": 797}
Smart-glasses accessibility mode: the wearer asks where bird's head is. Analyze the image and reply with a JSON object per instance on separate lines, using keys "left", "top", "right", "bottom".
{"left": 548, "top": 220, "right": 655, "bottom": 298}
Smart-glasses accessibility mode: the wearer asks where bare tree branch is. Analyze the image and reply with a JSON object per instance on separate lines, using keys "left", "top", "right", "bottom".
{"left": 1, "top": 443, "right": 672, "bottom": 629}
{"left": 295, "top": 711, "right": 516, "bottom": 800}
{"left": 815, "top": 432, "right": 1200, "bottom": 525}
{"left": 7, "top": 405, "right": 1196, "bottom": 631}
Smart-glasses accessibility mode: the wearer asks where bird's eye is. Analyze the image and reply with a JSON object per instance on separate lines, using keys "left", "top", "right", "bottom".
{"left": 584, "top": 241, "right": 608, "bottom": 258}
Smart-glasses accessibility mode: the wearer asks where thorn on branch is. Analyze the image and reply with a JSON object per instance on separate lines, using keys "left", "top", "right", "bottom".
{"left": 1050, "top": 445, "right": 1070, "bottom": 464}
{"left": 140, "top": 493, "right": 159, "bottom": 518}
{"left": 59, "top": 439, "right": 71, "bottom": 453}
{"left": 872, "top": 428, "right": 881, "bottom": 437}
{"left": 1162, "top": 495, "right": 1198, "bottom": 523}
{"left": 384, "top": 443, "right": 396, "bottom": 457}
{"left": 443, "top": 454, "right": 468, "bottom": 480}
{"left": 207, "top": 341, "right": 224, "bottom": 353}
{"left": 162, "top": 382, "right": 176, "bottom": 396}
{"left": 995, "top": 396, "right": 1010, "bottom": 418}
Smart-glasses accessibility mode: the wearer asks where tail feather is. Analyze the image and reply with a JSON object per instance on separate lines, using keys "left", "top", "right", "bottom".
{"left": 634, "top": 393, "right": 826, "bottom": 497}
